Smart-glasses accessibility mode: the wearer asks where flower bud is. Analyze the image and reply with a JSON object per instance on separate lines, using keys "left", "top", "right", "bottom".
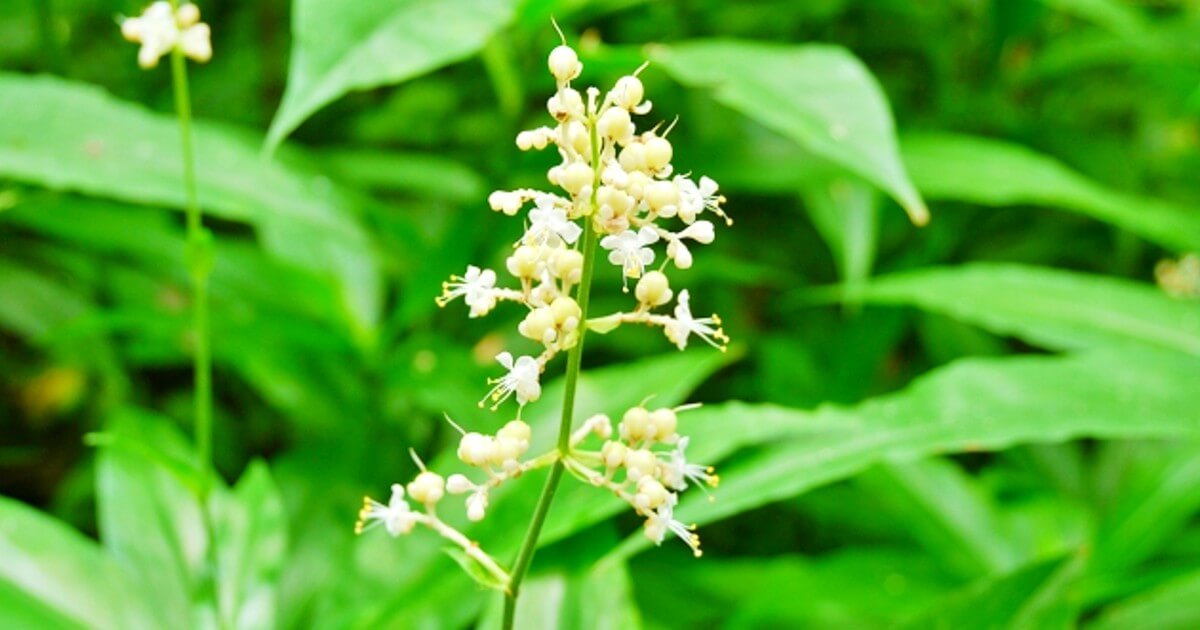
{"left": 643, "top": 136, "right": 673, "bottom": 173}
{"left": 547, "top": 88, "right": 584, "bottom": 120}
{"left": 620, "top": 406, "right": 652, "bottom": 442}
{"left": 618, "top": 142, "right": 647, "bottom": 173}
{"left": 498, "top": 419, "right": 532, "bottom": 449}
{"left": 597, "top": 107, "right": 634, "bottom": 143}
{"left": 635, "top": 271, "right": 672, "bottom": 307}
{"left": 646, "top": 180, "right": 680, "bottom": 215}
{"left": 560, "top": 161, "right": 593, "bottom": 195}
{"left": 635, "top": 477, "right": 670, "bottom": 510}
{"left": 549, "top": 45, "right": 582, "bottom": 82}
{"left": 650, "top": 408, "right": 678, "bottom": 442}
{"left": 506, "top": 245, "right": 542, "bottom": 278}
{"left": 601, "top": 440, "right": 628, "bottom": 469}
{"left": 406, "top": 471, "right": 445, "bottom": 504}
{"left": 466, "top": 491, "right": 488, "bottom": 522}
{"left": 612, "top": 75, "right": 644, "bottom": 111}
{"left": 458, "top": 432, "right": 494, "bottom": 467}
{"left": 549, "top": 296, "right": 581, "bottom": 329}
{"left": 519, "top": 307, "right": 558, "bottom": 344}
{"left": 488, "top": 190, "right": 523, "bottom": 216}
{"left": 446, "top": 474, "right": 473, "bottom": 495}
{"left": 177, "top": 3, "right": 200, "bottom": 26}
{"left": 625, "top": 448, "right": 659, "bottom": 481}
{"left": 552, "top": 249, "right": 584, "bottom": 284}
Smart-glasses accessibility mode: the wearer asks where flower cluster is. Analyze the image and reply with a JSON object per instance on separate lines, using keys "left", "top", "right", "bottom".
{"left": 121, "top": 1, "right": 212, "bottom": 69}
{"left": 1156, "top": 253, "right": 1200, "bottom": 299}
{"left": 438, "top": 39, "right": 730, "bottom": 412}
{"left": 359, "top": 36, "right": 729, "bottom": 567}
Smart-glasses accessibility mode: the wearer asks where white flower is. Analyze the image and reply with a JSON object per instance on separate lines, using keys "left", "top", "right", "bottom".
{"left": 675, "top": 175, "right": 726, "bottom": 224}
{"left": 524, "top": 196, "right": 582, "bottom": 247}
{"left": 120, "top": 2, "right": 211, "bottom": 69}
{"left": 601, "top": 227, "right": 659, "bottom": 281}
{"left": 664, "top": 290, "right": 728, "bottom": 351}
{"left": 356, "top": 484, "right": 420, "bottom": 537}
{"left": 643, "top": 498, "right": 702, "bottom": 557}
{"left": 482, "top": 352, "right": 541, "bottom": 409}
{"left": 661, "top": 437, "right": 717, "bottom": 491}
{"left": 436, "top": 265, "right": 498, "bottom": 318}
{"left": 664, "top": 220, "right": 715, "bottom": 270}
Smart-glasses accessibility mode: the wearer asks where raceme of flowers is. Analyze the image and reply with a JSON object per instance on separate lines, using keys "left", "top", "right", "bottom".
{"left": 357, "top": 38, "right": 729, "bottom": 573}
{"left": 121, "top": 1, "right": 212, "bottom": 69}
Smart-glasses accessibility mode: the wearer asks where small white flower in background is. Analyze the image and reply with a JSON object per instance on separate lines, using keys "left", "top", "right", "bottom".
{"left": 356, "top": 484, "right": 419, "bottom": 537}
{"left": 664, "top": 290, "right": 728, "bottom": 351}
{"left": 643, "top": 498, "right": 702, "bottom": 557}
{"left": 524, "top": 196, "right": 582, "bottom": 247}
{"left": 661, "top": 437, "right": 718, "bottom": 491}
{"left": 675, "top": 175, "right": 729, "bottom": 225}
{"left": 120, "top": 2, "right": 211, "bottom": 69}
{"left": 436, "top": 265, "right": 498, "bottom": 318}
{"left": 481, "top": 352, "right": 541, "bottom": 408}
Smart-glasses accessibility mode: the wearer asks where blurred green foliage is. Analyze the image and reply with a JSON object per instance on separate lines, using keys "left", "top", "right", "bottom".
{"left": 2, "top": 0, "right": 1200, "bottom": 628}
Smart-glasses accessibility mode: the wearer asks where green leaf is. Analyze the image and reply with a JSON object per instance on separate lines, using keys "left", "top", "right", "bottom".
{"left": 265, "top": 0, "right": 519, "bottom": 150}
{"left": 901, "top": 133, "right": 1200, "bottom": 252}
{"left": 0, "top": 496, "right": 153, "bottom": 630}
{"left": 656, "top": 40, "right": 929, "bottom": 225}
{"left": 0, "top": 259, "right": 89, "bottom": 343}
{"left": 214, "top": 462, "right": 289, "bottom": 629}
{"left": 95, "top": 408, "right": 206, "bottom": 628}
{"left": 0, "top": 74, "right": 380, "bottom": 338}
{"left": 606, "top": 349, "right": 1200, "bottom": 560}
{"left": 441, "top": 548, "right": 508, "bottom": 593}
{"left": 843, "top": 263, "right": 1200, "bottom": 357}
{"left": 1089, "top": 569, "right": 1200, "bottom": 630}
{"left": 897, "top": 554, "right": 1084, "bottom": 629}
{"left": 801, "top": 176, "right": 880, "bottom": 293}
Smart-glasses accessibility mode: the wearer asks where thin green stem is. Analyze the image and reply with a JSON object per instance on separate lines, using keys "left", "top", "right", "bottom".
{"left": 502, "top": 112, "right": 604, "bottom": 629}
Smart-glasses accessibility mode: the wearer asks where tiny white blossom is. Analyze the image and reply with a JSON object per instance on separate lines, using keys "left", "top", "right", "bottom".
{"left": 664, "top": 290, "right": 728, "bottom": 351}
{"left": 675, "top": 175, "right": 726, "bottom": 224}
{"left": 436, "top": 265, "right": 498, "bottom": 318}
{"left": 661, "top": 437, "right": 718, "bottom": 491}
{"left": 482, "top": 352, "right": 542, "bottom": 409}
{"left": 643, "top": 498, "right": 702, "bottom": 557}
{"left": 356, "top": 484, "right": 420, "bottom": 537}
{"left": 601, "top": 226, "right": 659, "bottom": 281}
{"left": 664, "top": 220, "right": 715, "bottom": 269}
{"left": 120, "top": 2, "right": 211, "bottom": 69}
{"left": 524, "top": 196, "right": 582, "bottom": 247}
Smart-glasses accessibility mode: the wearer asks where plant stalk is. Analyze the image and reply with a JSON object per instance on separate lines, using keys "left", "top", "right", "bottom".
{"left": 502, "top": 113, "right": 604, "bottom": 628}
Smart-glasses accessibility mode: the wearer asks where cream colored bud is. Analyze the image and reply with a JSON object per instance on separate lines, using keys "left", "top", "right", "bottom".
{"left": 597, "top": 186, "right": 634, "bottom": 215}
{"left": 635, "top": 476, "right": 670, "bottom": 510}
{"left": 177, "top": 3, "right": 200, "bottom": 26}
{"left": 619, "top": 143, "right": 647, "bottom": 173}
{"left": 552, "top": 249, "right": 584, "bottom": 284}
{"left": 519, "top": 307, "right": 557, "bottom": 344}
{"left": 635, "top": 271, "right": 673, "bottom": 307}
{"left": 601, "top": 440, "right": 628, "bottom": 469}
{"left": 406, "top": 471, "right": 445, "bottom": 504}
{"left": 120, "top": 19, "right": 140, "bottom": 41}
{"left": 490, "top": 438, "right": 522, "bottom": 467}
{"left": 549, "top": 296, "right": 581, "bottom": 328}
{"left": 625, "top": 448, "right": 659, "bottom": 481}
{"left": 650, "top": 408, "right": 678, "bottom": 442}
{"left": 446, "top": 474, "right": 473, "bottom": 495}
{"left": 646, "top": 180, "right": 680, "bottom": 213}
{"left": 548, "top": 88, "right": 584, "bottom": 120}
{"left": 506, "top": 245, "right": 542, "bottom": 278}
{"left": 488, "top": 190, "right": 523, "bottom": 216}
{"left": 613, "top": 75, "right": 644, "bottom": 110}
{"left": 466, "top": 491, "right": 488, "bottom": 522}
{"left": 561, "top": 161, "right": 593, "bottom": 195}
{"left": 458, "top": 432, "right": 494, "bottom": 467}
{"left": 566, "top": 121, "right": 591, "bottom": 156}
{"left": 498, "top": 419, "right": 532, "bottom": 448}
{"left": 549, "top": 45, "right": 582, "bottom": 82}
{"left": 597, "top": 107, "right": 634, "bottom": 143}
{"left": 643, "top": 136, "right": 673, "bottom": 172}
{"left": 621, "top": 406, "right": 652, "bottom": 442}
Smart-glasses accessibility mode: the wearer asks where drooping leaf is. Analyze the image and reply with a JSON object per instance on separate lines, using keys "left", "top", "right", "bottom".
{"left": 656, "top": 40, "right": 929, "bottom": 224}
{"left": 213, "top": 462, "right": 288, "bottom": 630}
{"left": 0, "top": 496, "right": 154, "bottom": 630}
{"left": 801, "top": 176, "right": 880, "bottom": 294}
{"left": 841, "top": 263, "right": 1200, "bottom": 357}
{"left": 901, "top": 133, "right": 1200, "bottom": 252}
{"left": 265, "top": 0, "right": 519, "bottom": 150}
{"left": 0, "top": 74, "right": 380, "bottom": 338}
{"left": 1089, "top": 569, "right": 1200, "bottom": 630}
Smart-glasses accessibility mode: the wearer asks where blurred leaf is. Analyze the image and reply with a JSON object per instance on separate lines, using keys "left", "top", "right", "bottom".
{"left": 0, "top": 496, "right": 152, "bottom": 630}
{"left": 1040, "top": 0, "right": 1149, "bottom": 36}
{"left": 443, "top": 548, "right": 508, "bottom": 592}
{"left": 213, "top": 462, "right": 288, "bottom": 630}
{"left": 843, "top": 263, "right": 1200, "bottom": 356}
{"left": 801, "top": 176, "right": 880, "bottom": 294}
{"left": 0, "top": 74, "right": 380, "bottom": 339}
{"left": 657, "top": 40, "right": 929, "bottom": 224}
{"left": 607, "top": 348, "right": 1200, "bottom": 559}
{"left": 95, "top": 408, "right": 205, "bottom": 628}
{"left": 320, "top": 148, "right": 486, "bottom": 201}
{"left": 266, "top": 0, "right": 518, "bottom": 149}
{"left": 902, "top": 133, "right": 1200, "bottom": 252}
{"left": 898, "top": 554, "right": 1084, "bottom": 629}
{"left": 858, "top": 459, "right": 1022, "bottom": 578}
{"left": 1089, "top": 569, "right": 1200, "bottom": 630}
{"left": 0, "top": 259, "right": 89, "bottom": 343}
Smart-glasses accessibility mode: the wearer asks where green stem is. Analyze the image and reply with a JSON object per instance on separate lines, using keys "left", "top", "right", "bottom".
{"left": 503, "top": 114, "right": 604, "bottom": 628}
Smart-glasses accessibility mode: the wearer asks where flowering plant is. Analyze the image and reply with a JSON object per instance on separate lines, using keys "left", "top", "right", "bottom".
{"left": 356, "top": 31, "right": 730, "bottom": 627}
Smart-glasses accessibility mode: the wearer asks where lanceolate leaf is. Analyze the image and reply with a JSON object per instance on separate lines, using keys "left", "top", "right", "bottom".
{"left": 266, "top": 0, "right": 519, "bottom": 150}
{"left": 902, "top": 132, "right": 1200, "bottom": 252}
{"left": 0, "top": 74, "right": 380, "bottom": 338}
{"left": 844, "top": 263, "right": 1200, "bottom": 357}
{"left": 656, "top": 40, "right": 929, "bottom": 225}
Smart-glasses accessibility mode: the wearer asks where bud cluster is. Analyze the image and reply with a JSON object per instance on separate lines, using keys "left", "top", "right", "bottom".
{"left": 121, "top": 2, "right": 212, "bottom": 69}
